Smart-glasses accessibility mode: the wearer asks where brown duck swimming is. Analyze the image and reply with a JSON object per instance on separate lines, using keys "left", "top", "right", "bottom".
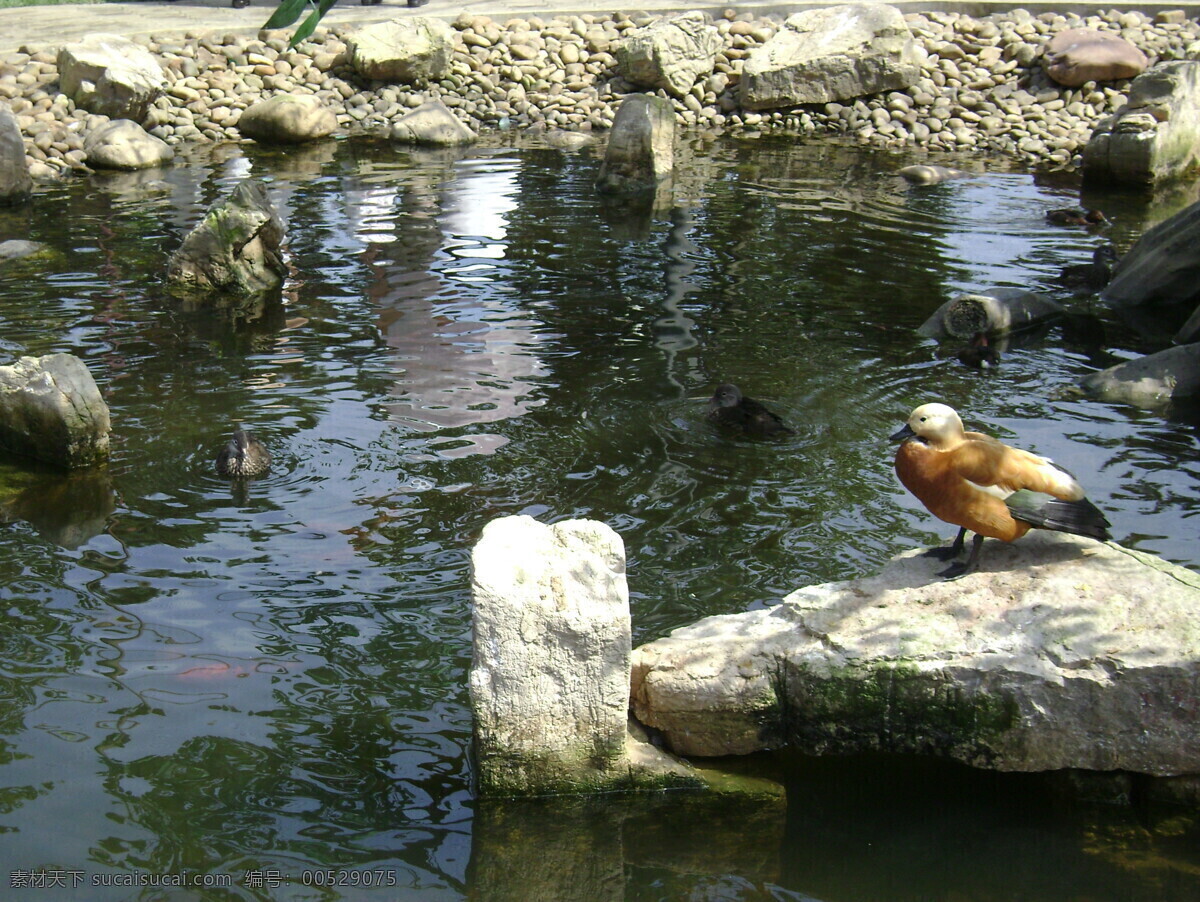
{"left": 1045, "top": 207, "right": 1107, "bottom": 227}
{"left": 216, "top": 428, "right": 271, "bottom": 478}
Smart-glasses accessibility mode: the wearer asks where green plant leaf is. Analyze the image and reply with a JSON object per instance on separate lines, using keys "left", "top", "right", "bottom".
{"left": 289, "top": 0, "right": 340, "bottom": 47}
{"left": 263, "top": 0, "right": 311, "bottom": 29}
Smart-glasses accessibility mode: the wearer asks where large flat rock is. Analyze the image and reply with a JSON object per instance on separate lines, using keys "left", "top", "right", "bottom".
{"left": 631, "top": 533, "right": 1200, "bottom": 776}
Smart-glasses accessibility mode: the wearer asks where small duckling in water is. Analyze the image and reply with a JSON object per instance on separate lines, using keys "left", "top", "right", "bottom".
{"left": 1057, "top": 244, "right": 1118, "bottom": 292}
{"left": 216, "top": 429, "right": 271, "bottom": 478}
{"left": 1046, "top": 207, "right": 1108, "bottom": 227}
{"left": 707, "top": 384, "right": 793, "bottom": 438}
{"left": 956, "top": 333, "right": 1000, "bottom": 370}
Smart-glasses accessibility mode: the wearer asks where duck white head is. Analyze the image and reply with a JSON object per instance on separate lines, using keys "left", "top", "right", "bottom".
{"left": 893, "top": 403, "right": 965, "bottom": 446}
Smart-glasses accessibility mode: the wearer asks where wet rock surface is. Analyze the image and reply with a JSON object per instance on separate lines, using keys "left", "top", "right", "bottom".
{"left": 631, "top": 532, "right": 1200, "bottom": 777}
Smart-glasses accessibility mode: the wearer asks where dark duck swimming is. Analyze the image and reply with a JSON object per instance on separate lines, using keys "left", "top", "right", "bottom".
{"left": 707, "top": 384, "right": 793, "bottom": 438}
{"left": 216, "top": 428, "right": 271, "bottom": 478}
{"left": 956, "top": 333, "right": 1000, "bottom": 370}
{"left": 1057, "top": 244, "right": 1118, "bottom": 292}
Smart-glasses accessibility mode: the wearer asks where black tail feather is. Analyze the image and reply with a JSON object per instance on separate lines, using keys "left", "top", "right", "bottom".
{"left": 1006, "top": 490, "right": 1111, "bottom": 541}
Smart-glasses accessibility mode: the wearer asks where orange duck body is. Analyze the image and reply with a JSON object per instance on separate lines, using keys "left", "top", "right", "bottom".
{"left": 892, "top": 403, "right": 1110, "bottom": 578}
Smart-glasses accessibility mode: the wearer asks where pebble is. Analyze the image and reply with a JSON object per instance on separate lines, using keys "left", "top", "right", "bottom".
{"left": 3, "top": 9, "right": 1199, "bottom": 177}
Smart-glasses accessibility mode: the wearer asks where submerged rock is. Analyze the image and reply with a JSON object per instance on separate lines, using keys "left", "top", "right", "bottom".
{"left": 918, "top": 288, "right": 1064, "bottom": 339}
{"left": 898, "top": 164, "right": 970, "bottom": 185}
{"left": 0, "top": 353, "right": 110, "bottom": 469}
{"left": 595, "top": 94, "right": 675, "bottom": 194}
{"left": 166, "top": 178, "right": 287, "bottom": 296}
{"left": 470, "top": 515, "right": 698, "bottom": 796}
{"left": 631, "top": 532, "right": 1200, "bottom": 777}
{"left": 1080, "top": 342, "right": 1200, "bottom": 407}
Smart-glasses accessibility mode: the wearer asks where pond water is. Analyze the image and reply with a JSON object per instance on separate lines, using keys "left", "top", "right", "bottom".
{"left": 0, "top": 133, "right": 1198, "bottom": 901}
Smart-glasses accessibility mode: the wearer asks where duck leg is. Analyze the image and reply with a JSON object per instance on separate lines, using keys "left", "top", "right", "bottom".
{"left": 923, "top": 526, "right": 967, "bottom": 561}
{"left": 938, "top": 533, "right": 986, "bottom": 580}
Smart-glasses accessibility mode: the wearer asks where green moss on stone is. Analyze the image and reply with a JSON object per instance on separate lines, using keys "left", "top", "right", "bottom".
{"left": 762, "top": 659, "right": 1018, "bottom": 762}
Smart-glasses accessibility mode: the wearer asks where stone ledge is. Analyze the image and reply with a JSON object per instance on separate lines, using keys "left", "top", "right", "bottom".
{"left": 631, "top": 532, "right": 1200, "bottom": 776}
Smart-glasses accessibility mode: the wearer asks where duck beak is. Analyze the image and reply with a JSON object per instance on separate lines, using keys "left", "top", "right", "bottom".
{"left": 890, "top": 423, "right": 915, "bottom": 442}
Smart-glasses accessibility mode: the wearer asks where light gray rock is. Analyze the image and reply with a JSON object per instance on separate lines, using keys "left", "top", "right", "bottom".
{"left": 1102, "top": 198, "right": 1200, "bottom": 323}
{"left": 595, "top": 94, "right": 675, "bottom": 194}
{"left": 0, "top": 353, "right": 110, "bottom": 469}
{"left": 470, "top": 515, "right": 698, "bottom": 796}
{"left": 57, "top": 33, "right": 166, "bottom": 122}
{"left": 918, "top": 287, "right": 1064, "bottom": 339}
{"left": 389, "top": 100, "right": 477, "bottom": 146}
{"left": 346, "top": 17, "right": 455, "bottom": 83}
{"left": 1080, "top": 342, "right": 1200, "bottom": 407}
{"left": 0, "top": 103, "right": 32, "bottom": 206}
{"left": 741, "top": 4, "right": 924, "bottom": 110}
{"left": 1083, "top": 61, "right": 1200, "bottom": 184}
{"left": 238, "top": 94, "right": 337, "bottom": 144}
{"left": 631, "top": 532, "right": 1200, "bottom": 776}
{"left": 616, "top": 10, "right": 722, "bottom": 98}
{"left": 898, "top": 164, "right": 971, "bottom": 185}
{"left": 167, "top": 179, "right": 287, "bottom": 296}
{"left": 1043, "top": 28, "right": 1148, "bottom": 88}
{"left": 0, "top": 240, "right": 43, "bottom": 263}
{"left": 84, "top": 119, "right": 174, "bottom": 171}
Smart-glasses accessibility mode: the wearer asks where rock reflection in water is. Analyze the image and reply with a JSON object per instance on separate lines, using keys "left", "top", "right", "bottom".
{"left": 362, "top": 154, "right": 549, "bottom": 456}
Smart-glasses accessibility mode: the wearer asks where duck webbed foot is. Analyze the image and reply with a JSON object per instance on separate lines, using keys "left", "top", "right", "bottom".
{"left": 922, "top": 526, "right": 967, "bottom": 561}
{"left": 937, "top": 533, "right": 986, "bottom": 580}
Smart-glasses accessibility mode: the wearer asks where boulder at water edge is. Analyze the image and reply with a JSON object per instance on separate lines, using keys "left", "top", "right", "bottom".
{"left": 631, "top": 532, "right": 1200, "bottom": 779}
{"left": 1102, "top": 196, "right": 1200, "bottom": 336}
{"left": 84, "top": 120, "right": 174, "bottom": 171}
{"left": 1083, "top": 61, "right": 1200, "bottom": 184}
{"left": 0, "top": 354, "right": 110, "bottom": 469}
{"left": 595, "top": 94, "right": 675, "bottom": 194}
{"left": 57, "top": 33, "right": 166, "bottom": 122}
{"left": 239, "top": 95, "right": 338, "bottom": 144}
{"left": 346, "top": 17, "right": 455, "bottom": 83}
{"left": 389, "top": 100, "right": 477, "bottom": 146}
{"left": 167, "top": 179, "right": 287, "bottom": 296}
{"left": 0, "top": 103, "right": 32, "bottom": 205}
{"left": 469, "top": 515, "right": 698, "bottom": 796}
{"left": 616, "top": 11, "right": 722, "bottom": 98}
{"left": 741, "top": 4, "right": 924, "bottom": 110}
{"left": 1081, "top": 342, "right": 1200, "bottom": 407}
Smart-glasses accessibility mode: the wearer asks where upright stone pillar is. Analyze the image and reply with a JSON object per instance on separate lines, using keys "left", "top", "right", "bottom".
{"left": 596, "top": 95, "right": 676, "bottom": 194}
{"left": 469, "top": 515, "right": 697, "bottom": 796}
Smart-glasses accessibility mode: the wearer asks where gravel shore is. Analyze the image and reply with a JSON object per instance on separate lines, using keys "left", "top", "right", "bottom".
{"left": 3, "top": 7, "right": 1199, "bottom": 176}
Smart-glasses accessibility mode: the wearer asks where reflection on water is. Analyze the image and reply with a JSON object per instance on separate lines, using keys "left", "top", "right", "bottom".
{"left": 0, "top": 135, "right": 1197, "bottom": 900}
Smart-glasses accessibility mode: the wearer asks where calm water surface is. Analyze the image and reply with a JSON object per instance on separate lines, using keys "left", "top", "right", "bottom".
{"left": 0, "top": 134, "right": 1198, "bottom": 900}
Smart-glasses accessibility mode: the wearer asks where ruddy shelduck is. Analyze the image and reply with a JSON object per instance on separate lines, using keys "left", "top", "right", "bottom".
{"left": 892, "top": 403, "right": 1111, "bottom": 578}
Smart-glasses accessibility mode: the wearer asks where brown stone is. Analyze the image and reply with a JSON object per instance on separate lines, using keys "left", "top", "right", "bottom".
{"left": 1043, "top": 28, "right": 1148, "bottom": 87}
